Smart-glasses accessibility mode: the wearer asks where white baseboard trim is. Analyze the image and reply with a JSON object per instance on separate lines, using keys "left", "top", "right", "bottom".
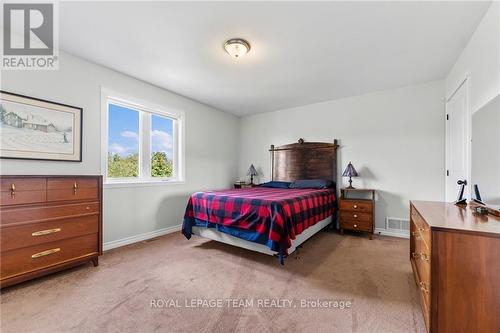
{"left": 374, "top": 228, "right": 410, "bottom": 239}
{"left": 103, "top": 224, "right": 182, "bottom": 251}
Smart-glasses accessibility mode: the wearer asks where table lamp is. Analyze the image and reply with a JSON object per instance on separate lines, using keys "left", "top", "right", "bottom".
{"left": 342, "top": 162, "right": 358, "bottom": 189}
{"left": 247, "top": 164, "right": 258, "bottom": 185}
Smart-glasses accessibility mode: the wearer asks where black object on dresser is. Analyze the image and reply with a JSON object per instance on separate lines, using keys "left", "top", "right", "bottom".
{"left": 339, "top": 188, "right": 375, "bottom": 239}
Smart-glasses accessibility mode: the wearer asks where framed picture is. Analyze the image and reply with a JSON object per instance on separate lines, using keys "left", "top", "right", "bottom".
{"left": 0, "top": 91, "right": 82, "bottom": 162}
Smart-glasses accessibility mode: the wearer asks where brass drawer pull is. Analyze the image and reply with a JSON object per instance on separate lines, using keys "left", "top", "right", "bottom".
{"left": 353, "top": 214, "right": 358, "bottom": 218}
{"left": 73, "top": 181, "right": 78, "bottom": 195}
{"left": 31, "top": 248, "right": 60, "bottom": 258}
{"left": 353, "top": 224, "right": 357, "bottom": 228}
{"left": 412, "top": 252, "right": 429, "bottom": 262}
{"left": 32, "top": 228, "right": 61, "bottom": 236}
{"left": 10, "top": 183, "right": 15, "bottom": 198}
{"left": 419, "top": 281, "right": 429, "bottom": 293}
{"left": 353, "top": 205, "right": 358, "bottom": 209}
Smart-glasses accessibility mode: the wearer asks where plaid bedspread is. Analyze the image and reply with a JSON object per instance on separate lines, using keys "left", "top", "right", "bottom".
{"left": 182, "top": 187, "right": 336, "bottom": 262}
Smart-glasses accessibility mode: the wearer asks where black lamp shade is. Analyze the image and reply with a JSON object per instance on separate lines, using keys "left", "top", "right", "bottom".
{"left": 342, "top": 162, "right": 358, "bottom": 178}
{"left": 247, "top": 164, "right": 258, "bottom": 177}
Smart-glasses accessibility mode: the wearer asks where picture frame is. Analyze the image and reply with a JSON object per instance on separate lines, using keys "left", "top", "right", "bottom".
{"left": 0, "top": 91, "right": 83, "bottom": 162}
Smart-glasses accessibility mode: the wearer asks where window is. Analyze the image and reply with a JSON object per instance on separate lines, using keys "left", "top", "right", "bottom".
{"left": 151, "top": 115, "right": 174, "bottom": 178}
{"left": 107, "top": 104, "right": 139, "bottom": 178}
{"left": 102, "top": 90, "right": 184, "bottom": 185}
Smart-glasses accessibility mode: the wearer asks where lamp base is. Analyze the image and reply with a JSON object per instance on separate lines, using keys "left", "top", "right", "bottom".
{"left": 345, "top": 177, "right": 355, "bottom": 189}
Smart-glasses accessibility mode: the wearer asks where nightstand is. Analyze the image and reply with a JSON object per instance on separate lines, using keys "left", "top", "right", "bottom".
{"left": 234, "top": 183, "right": 256, "bottom": 189}
{"left": 339, "top": 188, "right": 375, "bottom": 239}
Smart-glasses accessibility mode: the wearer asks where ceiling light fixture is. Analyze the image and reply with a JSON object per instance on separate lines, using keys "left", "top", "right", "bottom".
{"left": 224, "top": 38, "right": 251, "bottom": 58}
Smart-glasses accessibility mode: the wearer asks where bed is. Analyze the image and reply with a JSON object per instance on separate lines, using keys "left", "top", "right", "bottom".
{"left": 182, "top": 138, "right": 339, "bottom": 263}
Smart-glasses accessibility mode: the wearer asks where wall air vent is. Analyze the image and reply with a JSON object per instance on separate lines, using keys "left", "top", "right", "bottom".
{"left": 375, "top": 217, "right": 410, "bottom": 238}
{"left": 386, "top": 217, "right": 410, "bottom": 235}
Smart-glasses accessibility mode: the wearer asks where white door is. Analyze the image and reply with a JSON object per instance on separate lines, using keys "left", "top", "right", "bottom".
{"left": 445, "top": 79, "right": 470, "bottom": 202}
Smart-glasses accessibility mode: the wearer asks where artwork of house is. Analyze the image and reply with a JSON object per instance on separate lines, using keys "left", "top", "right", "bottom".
{"left": 0, "top": 93, "right": 81, "bottom": 161}
{"left": 21, "top": 114, "right": 58, "bottom": 133}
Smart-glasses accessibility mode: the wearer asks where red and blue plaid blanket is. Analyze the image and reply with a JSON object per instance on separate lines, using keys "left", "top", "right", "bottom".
{"left": 182, "top": 187, "right": 336, "bottom": 263}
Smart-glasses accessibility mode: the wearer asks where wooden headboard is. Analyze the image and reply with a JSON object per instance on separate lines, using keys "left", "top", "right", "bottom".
{"left": 269, "top": 138, "right": 339, "bottom": 183}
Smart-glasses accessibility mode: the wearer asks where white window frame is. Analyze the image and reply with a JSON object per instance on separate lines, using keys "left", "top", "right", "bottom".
{"left": 101, "top": 88, "right": 185, "bottom": 187}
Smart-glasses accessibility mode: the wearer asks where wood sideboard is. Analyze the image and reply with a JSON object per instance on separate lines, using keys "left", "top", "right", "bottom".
{"left": 410, "top": 201, "right": 500, "bottom": 333}
{"left": 0, "top": 175, "right": 102, "bottom": 288}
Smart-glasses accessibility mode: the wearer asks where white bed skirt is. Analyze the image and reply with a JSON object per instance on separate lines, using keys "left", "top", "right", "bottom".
{"left": 191, "top": 216, "right": 332, "bottom": 256}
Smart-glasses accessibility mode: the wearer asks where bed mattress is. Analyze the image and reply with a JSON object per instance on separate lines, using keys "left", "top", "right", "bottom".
{"left": 182, "top": 187, "right": 336, "bottom": 263}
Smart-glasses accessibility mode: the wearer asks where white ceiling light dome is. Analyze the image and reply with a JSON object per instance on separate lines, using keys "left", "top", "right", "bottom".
{"left": 224, "top": 38, "right": 251, "bottom": 58}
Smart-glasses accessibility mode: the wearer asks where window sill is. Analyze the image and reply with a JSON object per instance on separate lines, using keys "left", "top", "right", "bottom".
{"left": 104, "top": 179, "right": 185, "bottom": 189}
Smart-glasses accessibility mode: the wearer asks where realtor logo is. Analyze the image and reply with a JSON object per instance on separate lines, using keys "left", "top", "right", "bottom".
{"left": 1, "top": 2, "right": 59, "bottom": 70}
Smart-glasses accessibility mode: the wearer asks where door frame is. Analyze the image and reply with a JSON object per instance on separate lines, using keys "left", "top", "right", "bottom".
{"left": 445, "top": 73, "right": 472, "bottom": 202}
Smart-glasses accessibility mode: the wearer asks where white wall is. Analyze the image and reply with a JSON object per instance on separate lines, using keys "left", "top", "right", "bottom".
{"left": 0, "top": 52, "right": 240, "bottom": 245}
{"left": 239, "top": 81, "right": 446, "bottom": 229}
{"left": 446, "top": 2, "right": 500, "bottom": 113}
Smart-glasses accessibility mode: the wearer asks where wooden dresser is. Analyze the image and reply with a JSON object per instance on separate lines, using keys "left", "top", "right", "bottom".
{"left": 410, "top": 201, "right": 500, "bottom": 333}
{"left": 0, "top": 175, "right": 102, "bottom": 288}
{"left": 339, "top": 188, "right": 375, "bottom": 239}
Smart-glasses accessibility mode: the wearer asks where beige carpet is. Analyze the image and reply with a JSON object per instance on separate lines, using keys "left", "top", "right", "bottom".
{"left": 1, "top": 231, "right": 425, "bottom": 333}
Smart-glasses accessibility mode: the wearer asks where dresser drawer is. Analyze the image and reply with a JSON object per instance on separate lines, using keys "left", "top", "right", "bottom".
{"left": 413, "top": 234, "right": 431, "bottom": 288}
{"left": 340, "top": 211, "right": 372, "bottom": 223}
{"left": 0, "top": 202, "right": 99, "bottom": 226}
{"left": 340, "top": 200, "right": 373, "bottom": 212}
{"left": 411, "top": 207, "right": 431, "bottom": 251}
{"left": 0, "top": 233, "right": 98, "bottom": 280}
{"left": 413, "top": 258, "right": 431, "bottom": 330}
{"left": 418, "top": 276, "right": 431, "bottom": 315}
{"left": 47, "top": 178, "right": 99, "bottom": 202}
{"left": 1, "top": 215, "right": 99, "bottom": 252}
{"left": 0, "top": 178, "right": 46, "bottom": 206}
{"left": 411, "top": 205, "right": 427, "bottom": 230}
{"left": 340, "top": 218, "right": 372, "bottom": 232}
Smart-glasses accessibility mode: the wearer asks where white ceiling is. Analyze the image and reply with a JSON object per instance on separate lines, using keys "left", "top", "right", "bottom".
{"left": 59, "top": 1, "right": 491, "bottom": 116}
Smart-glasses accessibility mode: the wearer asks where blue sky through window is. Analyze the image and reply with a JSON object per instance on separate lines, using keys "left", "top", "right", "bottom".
{"left": 108, "top": 103, "right": 174, "bottom": 159}
{"left": 108, "top": 103, "right": 139, "bottom": 157}
{"left": 152, "top": 114, "right": 173, "bottom": 159}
